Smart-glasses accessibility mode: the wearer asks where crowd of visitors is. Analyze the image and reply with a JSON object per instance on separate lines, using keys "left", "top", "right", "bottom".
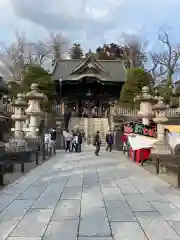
{"left": 64, "top": 130, "right": 84, "bottom": 153}
{"left": 46, "top": 128, "right": 114, "bottom": 156}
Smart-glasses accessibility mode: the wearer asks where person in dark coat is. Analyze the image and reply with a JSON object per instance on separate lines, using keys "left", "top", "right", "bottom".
{"left": 106, "top": 130, "right": 113, "bottom": 152}
{"left": 50, "top": 128, "right": 56, "bottom": 154}
{"left": 94, "top": 131, "right": 101, "bottom": 156}
{"left": 76, "top": 132, "right": 82, "bottom": 152}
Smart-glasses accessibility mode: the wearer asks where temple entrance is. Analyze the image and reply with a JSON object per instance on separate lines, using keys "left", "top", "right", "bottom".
{"left": 62, "top": 77, "right": 110, "bottom": 118}
{"left": 79, "top": 99, "right": 101, "bottom": 118}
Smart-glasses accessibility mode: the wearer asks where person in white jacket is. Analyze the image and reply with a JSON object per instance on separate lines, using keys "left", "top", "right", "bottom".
{"left": 65, "top": 130, "right": 72, "bottom": 152}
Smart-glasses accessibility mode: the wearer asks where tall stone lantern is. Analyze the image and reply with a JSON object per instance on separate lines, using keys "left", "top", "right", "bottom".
{"left": 0, "top": 76, "right": 8, "bottom": 150}
{"left": 11, "top": 93, "right": 28, "bottom": 139}
{"left": 151, "top": 96, "right": 171, "bottom": 155}
{"left": 134, "top": 86, "right": 155, "bottom": 125}
{"left": 25, "top": 83, "right": 47, "bottom": 139}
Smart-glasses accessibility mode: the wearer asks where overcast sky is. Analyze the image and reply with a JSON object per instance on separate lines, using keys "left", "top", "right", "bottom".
{"left": 0, "top": 0, "right": 179, "bottom": 52}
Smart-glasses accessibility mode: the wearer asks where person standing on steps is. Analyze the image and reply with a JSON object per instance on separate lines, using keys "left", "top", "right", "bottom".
{"left": 94, "top": 131, "right": 101, "bottom": 156}
{"left": 106, "top": 130, "right": 114, "bottom": 152}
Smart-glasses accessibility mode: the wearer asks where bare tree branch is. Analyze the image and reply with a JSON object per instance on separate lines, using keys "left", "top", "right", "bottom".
{"left": 0, "top": 30, "right": 49, "bottom": 82}
{"left": 31, "top": 41, "right": 48, "bottom": 66}
{"left": 150, "top": 30, "right": 180, "bottom": 86}
{"left": 117, "top": 32, "right": 148, "bottom": 68}
{"left": 48, "top": 32, "right": 69, "bottom": 60}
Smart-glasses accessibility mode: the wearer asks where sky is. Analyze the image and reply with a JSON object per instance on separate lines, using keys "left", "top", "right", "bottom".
{"left": 0, "top": 0, "right": 179, "bottom": 52}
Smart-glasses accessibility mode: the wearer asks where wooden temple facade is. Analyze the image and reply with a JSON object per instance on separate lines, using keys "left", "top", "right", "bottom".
{"left": 52, "top": 52, "right": 126, "bottom": 118}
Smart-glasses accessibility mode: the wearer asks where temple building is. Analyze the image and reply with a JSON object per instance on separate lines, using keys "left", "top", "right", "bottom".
{"left": 52, "top": 52, "right": 126, "bottom": 118}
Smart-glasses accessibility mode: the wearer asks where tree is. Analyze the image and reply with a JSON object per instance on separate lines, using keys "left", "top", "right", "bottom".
{"left": 96, "top": 43, "right": 123, "bottom": 60}
{"left": 150, "top": 30, "right": 180, "bottom": 86}
{"left": 119, "top": 32, "right": 148, "bottom": 68}
{"left": 150, "top": 30, "right": 180, "bottom": 103}
{"left": 120, "top": 68, "right": 153, "bottom": 107}
{"left": 0, "top": 31, "right": 49, "bottom": 82}
{"left": 69, "top": 43, "right": 83, "bottom": 59}
{"left": 48, "top": 32, "right": 69, "bottom": 60}
{"left": 95, "top": 40, "right": 147, "bottom": 68}
{"left": 7, "top": 81, "right": 21, "bottom": 99}
{"left": 31, "top": 40, "right": 49, "bottom": 66}
{"left": 21, "top": 64, "right": 55, "bottom": 101}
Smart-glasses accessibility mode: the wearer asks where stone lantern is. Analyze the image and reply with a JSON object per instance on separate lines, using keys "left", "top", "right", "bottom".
{"left": 109, "top": 100, "right": 115, "bottom": 130}
{"left": 151, "top": 96, "right": 171, "bottom": 155}
{"left": 25, "top": 83, "right": 47, "bottom": 139}
{"left": 0, "top": 76, "right": 8, "bottom": 150}
{"left": 11, "top": 93, "right": 28, "bottom": 139}
{"left": 172, "top": 81, "right": 180, "bottom": 115}
{"left": 134, "top": 86, "right": 155, "bottom": 125}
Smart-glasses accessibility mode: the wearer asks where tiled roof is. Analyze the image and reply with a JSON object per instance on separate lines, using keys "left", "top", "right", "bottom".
{"left": 52, "top": 58, "right": 126, "bottom": 83}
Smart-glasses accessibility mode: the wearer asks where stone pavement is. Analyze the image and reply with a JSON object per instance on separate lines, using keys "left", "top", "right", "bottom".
{"left": 1, "top": 148, "right": 180, "bottom": 239}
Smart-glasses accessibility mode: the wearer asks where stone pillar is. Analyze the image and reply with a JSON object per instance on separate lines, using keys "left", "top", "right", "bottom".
{"left": 76, "top": 101, "right": 79, "bottom": 115}
{"left": 25, "top": 83, "right": 47, "bottom": 139}
{"left": 0, "top": 77, "right": 8, "bottom": 150}
{"left": 151, "top": 96, "right": 171, "bottom": 155}
{"left": 11, "top": 93, "right": 28, "bottom": 139}
{"left": 109, "top": 102, "right": 115, "bottom": 130}
{"left": 134, "top": 86, "right": 155, "bottom": 125}
{"left": 99, "top": 103, "right": 102, "bottom": 117}
{"left": 61, "top": 102, "right": 64, "bottom": 115}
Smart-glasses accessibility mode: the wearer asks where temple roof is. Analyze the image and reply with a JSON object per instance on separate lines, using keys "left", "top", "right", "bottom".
{"left": 51, "top": 54, "right": 126, "bottom": 83}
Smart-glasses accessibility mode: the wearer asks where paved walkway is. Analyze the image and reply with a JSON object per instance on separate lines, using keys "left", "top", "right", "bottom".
{"left": 1, "top": 148, "right": 180, "bottom": 239}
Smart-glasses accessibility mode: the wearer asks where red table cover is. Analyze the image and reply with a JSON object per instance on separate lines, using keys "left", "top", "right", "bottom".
{"left": 136, "top": 148, "right": 151, "bottom": 163}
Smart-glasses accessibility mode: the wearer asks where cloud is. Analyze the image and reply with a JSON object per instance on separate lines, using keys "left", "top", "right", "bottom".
{"left": 0, "top": 0, "right": 180, "bottom": 49}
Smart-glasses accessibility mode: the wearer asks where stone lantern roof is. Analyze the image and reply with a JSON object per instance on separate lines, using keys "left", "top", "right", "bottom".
{"left": 12, "top": 93, "right": 28, "bottom": 108}
{"left": 25, "top": 83, "right": 47, "bottom": 101}
{"left": 172, "top": 81, "right": 180, "bottom": 96}
{"left": 153, "top": 96, "right": 167, "bottom": 111}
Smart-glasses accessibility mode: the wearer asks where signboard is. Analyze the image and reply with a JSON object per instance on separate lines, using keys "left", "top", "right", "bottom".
{"left": 124, "top": 122, "right": 157, "bottom": 138}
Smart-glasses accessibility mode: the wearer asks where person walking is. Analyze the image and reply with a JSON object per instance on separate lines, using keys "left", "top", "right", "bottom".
{"left": 50, "top": 128, "right": 57, "bottom": 154}
{"left": 76, "top": 132, "right": 82, "bottom": 152}
{"left": 106, "top": 130, "right": 114, "bottom": 152}
{"left": 122, "top": 134, "right": 128, "bottom": 153}
{"left": 94, "top": 131, "right": 101, "bottom": 156}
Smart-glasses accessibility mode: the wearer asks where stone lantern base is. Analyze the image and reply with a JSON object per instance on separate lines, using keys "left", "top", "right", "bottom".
{"left": 151, "top": 141, "right": 171, "bottom": 155}
{"left": 151, "top": 141, "right": 171, "bottom": 174}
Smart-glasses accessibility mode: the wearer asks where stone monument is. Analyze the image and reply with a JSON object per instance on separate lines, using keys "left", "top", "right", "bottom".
{"left": 134, "top": 86, "right": 155, "bottom": 125}
{"left": 151, "top": 96, "right": 171, "bottom": 155}
{"left": 0, "top": 76, "right": 8, "bottom": 151}
{"left": 11, "top": 93, "right": 28, "bottom": 139}
{"left": 25, "top": 83, "right": 47, "bottom": 139}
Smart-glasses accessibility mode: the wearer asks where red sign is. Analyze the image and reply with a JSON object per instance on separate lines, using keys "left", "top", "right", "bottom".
{"left": 124, "top": 122, "right": 157, "bottom": 138}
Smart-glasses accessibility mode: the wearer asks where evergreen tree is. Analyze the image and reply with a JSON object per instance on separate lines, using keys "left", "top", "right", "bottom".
{"left": 8, "top": 64, "right": 56, "bottom": 108}
{"left": 120, "top": 68, "right": 153, "bottom": 107}
{"left": 21, "top": 65, "right": 55, "bottom": 100}
{"left": 69, "top": 43, "right": 83, "bottom": 59}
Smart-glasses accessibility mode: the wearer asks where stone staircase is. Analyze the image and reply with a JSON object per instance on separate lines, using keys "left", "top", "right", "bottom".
{"left": 68, "top": 117, "right": 109, "bottom": 145}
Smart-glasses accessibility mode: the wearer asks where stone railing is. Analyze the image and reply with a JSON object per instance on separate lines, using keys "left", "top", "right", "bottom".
{"left": 114, "top": 106, "right": 179, "bottom": 118}
{"left": 3, "top": 104, "right": 180, "bottom": 118}
{"left": 4, "top": 104, "right": 15, "bottom": 113}
{"left": 4, "top": 104, "right": 63, "bottom": 115}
